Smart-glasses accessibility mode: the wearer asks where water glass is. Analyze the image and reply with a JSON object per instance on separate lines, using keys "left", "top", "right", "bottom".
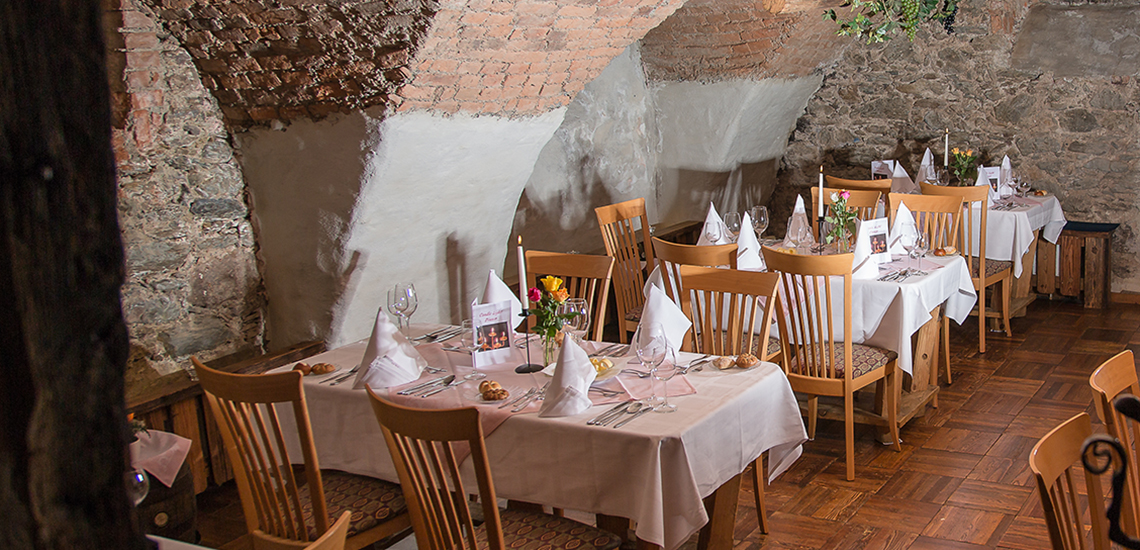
{"left": 749, "top": 206, "right": 769, "bottom": 237}
{"left": 652, "top": 347, "right": 678, "bottom": 413}
{"left": 633, "top": 323, "right": 667, "bottom": 406}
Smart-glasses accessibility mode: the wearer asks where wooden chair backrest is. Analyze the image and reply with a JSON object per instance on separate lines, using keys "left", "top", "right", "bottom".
{"left": 193, "top": 357, "right": 330, "bottom": 543}
{"left": 761, "top": 247, "right": 853, "bottom": 383}
{"left": 676, "top": 265, "right": 779, "bottom": 358}
{"left": 595, "top": 198, "right": 654, "bottom": 327}
{"left": 650, "top": 237, "right": 737, "bottom": 303}
{"left": 252, "top": 511, "right": 351, "bottom": 550}
{"left": 919, "top": 182, "right": 989, "bottom": 279}
{"left": 887, "top": 193, "right": 964, "bottom": 251}
{"left": 366, "top": 390, "right": 503, "bottom": 550}
{"left": 1029, "top": 412, "right": 1110, "bottom": 550}
{"left": 525, "top": 250, "right": 614, "bottom": 341}
{"left": 809, "top": 187, "right": 882, "bottom": 235}
{"left": 824, "top": 175, "right": 892, "bottom": 193}
{"left": 1089, "top": 349, "right": 1140, "bottom": 538}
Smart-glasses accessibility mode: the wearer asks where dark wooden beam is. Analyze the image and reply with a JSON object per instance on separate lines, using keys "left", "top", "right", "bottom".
{"left": 0, "top": 0, "right": 143, "bottom": 548}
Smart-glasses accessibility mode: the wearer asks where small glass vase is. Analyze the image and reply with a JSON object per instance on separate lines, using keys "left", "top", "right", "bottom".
{"left": 542, "top": 334, "right": 558, "bottom": 366}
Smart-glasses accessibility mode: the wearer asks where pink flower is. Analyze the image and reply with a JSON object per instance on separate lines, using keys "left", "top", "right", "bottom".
{"left": 840, "top": 190, "right": 850, "bottom": 200}
{"left": 528, "top": 287, "right": 542, "bottom": 303}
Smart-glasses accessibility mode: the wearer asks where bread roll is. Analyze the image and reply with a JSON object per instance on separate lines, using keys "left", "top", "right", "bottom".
{"left": 311, "top": 363, "right": 336, "bottom": 375}
{"left": 713, "top": 356, "right": 735, "bottom": 370}
{"left": 292, "top": 362, "right": 312, "bottom": 375}
{"left": 735, "top": 353, "right": 759, "bottom": 369}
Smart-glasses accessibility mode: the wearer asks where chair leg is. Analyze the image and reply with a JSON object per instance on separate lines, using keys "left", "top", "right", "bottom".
{"left": 1001, "top": 278, "right": 1012, "bottom": 337}
{"left": 750, "top": 457, "right": 769, "bottom": 534}
{"left": 844, "top": 391, "right": 855, "bottom": 481}
{"left": 806, "top": 396, "right": 818, "bottom": 440}
{"left": 977, "top": 280, "right": 986, "bottom": 354}
{"left": 888, "top": 368, "right": 901, "bottom": 452}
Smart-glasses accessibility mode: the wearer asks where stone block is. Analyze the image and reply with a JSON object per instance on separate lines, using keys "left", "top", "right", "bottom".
{"left": 159, "top": 317, "right": 231, "bottom": 358}
{"left": 127, "top": 239, "right": 190, "bottom": 273}
{"left": 189, "top": 198, "right": 246, "bottom": 219}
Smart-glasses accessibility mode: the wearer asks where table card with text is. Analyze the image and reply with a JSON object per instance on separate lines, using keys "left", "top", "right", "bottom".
{"left": 472, "top": 300, "right": 516, "bottom": 368}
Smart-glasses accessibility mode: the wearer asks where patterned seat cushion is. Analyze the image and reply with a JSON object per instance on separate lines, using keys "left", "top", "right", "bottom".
{"left": 970, "top": 257, "right": 1013, "bottom": 278}
{"left": 786, "top": 343, "right": 897, "bottom": 378}
{"left": 476, "top": 508, "right": 620, "bottom": 550}
{"left": 623, "top": 303, "right": 644, "bottom": 322}
{"left": 301, "top": 470, "right": 407, "bottom": 540}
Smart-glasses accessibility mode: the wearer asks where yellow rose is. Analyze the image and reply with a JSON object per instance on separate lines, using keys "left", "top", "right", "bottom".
{"left": 552, "top": 288, "right": 569, "bottom": 303}
{"left": 540, "top": 276, "right": 563, "bottom": 293}
{"left": 952, "top": 147, "right": 960, "bottom": 155}
{"left": 966, "top": 149, "right": 973, "bottom": 156}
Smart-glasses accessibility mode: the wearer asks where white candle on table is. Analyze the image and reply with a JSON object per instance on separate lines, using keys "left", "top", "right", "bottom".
{"left": 944, "top": 128, "right": 949, "bottom": 167}
{"left": 818, "top": 165, "right": 824, "bottom": 218}
{"left": 517, "top": 236, "right": 529, "bottom": 309}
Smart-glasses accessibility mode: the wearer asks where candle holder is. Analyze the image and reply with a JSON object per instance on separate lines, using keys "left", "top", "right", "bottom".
{"left": 515, "top": 309, "right": 544, "bottom": 374}
{"left": 812, "top": 215, "right": 827, "bottom": 255}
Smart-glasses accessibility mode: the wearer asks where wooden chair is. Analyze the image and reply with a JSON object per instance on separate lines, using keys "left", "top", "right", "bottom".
{"left": 1029, "top": 412, "right": 1110, "bottom": 550}
{"left": 1089, "top": 349, "right": 1140, "bottom": 538}
{"left": 595, "top": 198, "right": 655, "bottom": 343}
{"left": 888, "top": 193, "right": 964, "bottom": 384}
{"left": 194, "top": 359, "right": 411, "bottom": 550}
{"left": 524, "top": 250, "right": 614, "bottom": 342}
{"left": 824, "top": 175, "right": 892, "bottom": 210}
{"left": 253, "top": 511, "right": 351, "bottom": 550}
{"left": 650, "top": 236, "right": 737, "bottom": 302}
{"left": 809, "top": 187, "right": 883, "bottom": 236}
{"left": 365, "top": 390, "right": 620, "bottom": 550}
{"left": 674, "top": 265, "right": 781, "bottom": 532}
{"left": 920, "top": 182, "right": 1012, "bottom": 353}
{"left": 761, "top": 247, "right": 901, "bottom": 481}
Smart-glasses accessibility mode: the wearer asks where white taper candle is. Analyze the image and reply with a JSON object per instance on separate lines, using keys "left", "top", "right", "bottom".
{"left": 517, "top": 236, "right": 529, "bottom": 309}
{"left": 818, "top": 165, "right": 824, "bottom": 218}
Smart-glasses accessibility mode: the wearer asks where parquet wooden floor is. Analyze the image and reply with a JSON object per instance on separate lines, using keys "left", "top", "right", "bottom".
{"left": 195, "top": 299, "right": 1140, "bottom": 549}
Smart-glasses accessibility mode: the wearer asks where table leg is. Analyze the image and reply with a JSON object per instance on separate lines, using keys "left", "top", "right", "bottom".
{"left": 1008, "top": 229, "right": 1039, "bottom": 319}
{"left": 595, "top": 514, "right": 630, "bottom": 543}
{"left": 877, "top": 305, "right": 940, "bottom": 444}
{"left": 696, "top": 471, "right": 742, "bottom": 550}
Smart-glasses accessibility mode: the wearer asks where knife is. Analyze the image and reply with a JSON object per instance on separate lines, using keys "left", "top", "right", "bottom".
{"left": 613, "top": 407, "right": 651, "bottom": 428}
{"left": 588, "top": 400, "right": 632, "bottom": 425}
{"left": 500, "top": 387, "right": 535, "bottom": 409}
{"left": 419, "top": 376, "right": 459, "bottom": 398}
{"left": 396, "top": 375, "right": 450, "bottom": 395}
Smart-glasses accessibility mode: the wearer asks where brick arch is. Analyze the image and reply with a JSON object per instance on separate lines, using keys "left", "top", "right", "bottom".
{"left": 395, "top": 0, "right": 688, "bottom": 116}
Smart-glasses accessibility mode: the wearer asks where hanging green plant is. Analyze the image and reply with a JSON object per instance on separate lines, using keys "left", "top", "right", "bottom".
{"left": 824, "top": 0, "right": 958, "bottom": 43}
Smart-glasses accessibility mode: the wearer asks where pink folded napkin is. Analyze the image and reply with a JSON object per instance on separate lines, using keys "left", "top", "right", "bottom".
{"left": 130, "top": 430, "right": 192, "bottom": 487}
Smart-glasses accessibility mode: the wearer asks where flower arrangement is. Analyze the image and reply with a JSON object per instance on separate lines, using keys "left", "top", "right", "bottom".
{"left": 825, "top": 191, "right": 858, "bottom": 249}
{"left": 825, "top": 0, "right": 958, "bottom": 43}
{"left": 949, "top": 147, "right": 977, "bottom": 184}
{"left": 528, "top": 276, "right": 578, "bottom": 363}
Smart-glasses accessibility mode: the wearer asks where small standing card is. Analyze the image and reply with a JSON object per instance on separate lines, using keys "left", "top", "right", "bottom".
{"left": 472, "top": 300, "right": 515, "bottom": 368}
{"left": 863, "top": 218, "right": 891, "bottom": 263}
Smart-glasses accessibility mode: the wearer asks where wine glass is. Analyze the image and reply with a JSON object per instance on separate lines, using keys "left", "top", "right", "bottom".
{"left": 559, "top": 298, "right": 590, "bottom": 343}
{"left": 652, "top": 347, "right": 678, "bottom": 413}
{"left": 633, "top": 323, "right": 667, "bottom": 407}
{"left": 749, "top": 206, "right": 769, "bottom": 238}
{"left": 704, "top": 220, "right": 723, "bottom": 243}
{"left": 125, "top": 467, "right": 149, "bottom": 506}
{"left": 388, "top": 283, "right": 418, "bottom": 331}
{"left": 1016, "top": 173, "right": 1032, "bottom": 197}
{"left": 723, "top": 212, "right": 742, "bottom": 243}
{"left": 907, "top": 233, "right": 928, "bottom": 271}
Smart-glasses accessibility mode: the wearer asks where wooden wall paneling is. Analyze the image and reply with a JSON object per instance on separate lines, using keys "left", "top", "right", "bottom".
{"left": 1037, "top": 238, "right": 1056, "bottom": 294}
{"left": 168, "top": 399, "right": 208, "bottom": 494}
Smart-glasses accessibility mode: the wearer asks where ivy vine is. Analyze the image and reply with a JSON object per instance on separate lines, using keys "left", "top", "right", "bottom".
{"left": 824, "top": 0, "right": 959, "bottom": 43}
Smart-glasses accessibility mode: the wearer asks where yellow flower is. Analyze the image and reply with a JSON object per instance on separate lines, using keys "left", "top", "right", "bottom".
{"left": 952, "top": 147, "right": 960, "bottom": 154}
{"left": 966, "top": 149, "right": 974, "bottom": 156}
{"left": 540, "top": 276, "right": 563, "bottom": 293}
{"left": 552, "top": 288, "right": 569, "bottom": 303}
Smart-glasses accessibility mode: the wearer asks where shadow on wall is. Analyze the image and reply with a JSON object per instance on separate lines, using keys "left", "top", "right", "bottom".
{"left": 657, "top": 159, "right": 777, "bottom": 228}
{"left": 445, "top": 232, "right": 469, "bottom": 323}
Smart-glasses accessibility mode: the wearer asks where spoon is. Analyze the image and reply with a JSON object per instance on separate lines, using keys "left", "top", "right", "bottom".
{"left": 604, "top": 402, "right": 643, "bottom": 427}
{"left": 613, "top": 402, "right": 651, "bottom": 428}
{"left": 620, "top": 369, "right": 652, "bottom": 378}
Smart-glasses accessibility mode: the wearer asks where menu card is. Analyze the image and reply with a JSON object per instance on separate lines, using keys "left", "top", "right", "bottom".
{"left": 472, "top": 300, "right": 515, "bottom": 368}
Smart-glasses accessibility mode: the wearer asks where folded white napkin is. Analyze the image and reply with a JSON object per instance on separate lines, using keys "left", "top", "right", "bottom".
{"left": 871, "top": 159, "right": 896, "bottom": 178}
{"left": 353, "top": 307, "right": 426, "bottom": 389}
{"left": 888, "top": 202, "right": 919, "bottom": 255}
{"left": 482, "top": 269, "right": 523, "bottom": 324}
{"left": 1000, "top": 155, "right": 1013, "bottom": 188}
{"left": 697, "top": 202, "right": 731, "bottom": 245}
{"left": 851, "top": 220, "right": 878, "bottom": 280}
{"left": 783, "top": 195, "right": 816, "bottom": 248}
{"left": 538, "top": 337, "right": 597, "bottom": 417}
{"left": 890, "top": 162, "right": 917, "bottom": 194}
{"left": 639, "top": 285, "right": 692, "bottom": 355}
{"left": 736, "top": 212, "right": 765, "bottom": 271}
{"left": 915, "top": 148, "right": 936, "bottom": 183}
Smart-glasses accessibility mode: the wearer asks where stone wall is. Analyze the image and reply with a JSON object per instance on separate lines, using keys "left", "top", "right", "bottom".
{"left": 778, "top": 0, "right": 1140, "bottom": 291}
{"left": 110, "top": 0, "right": 264, "bottom": 380}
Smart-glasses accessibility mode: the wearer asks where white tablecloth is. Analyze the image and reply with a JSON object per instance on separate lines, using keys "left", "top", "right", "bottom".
{"left": 818, "top": 255, "right": 975, "bottom": 375}
{"left": 276, "top": 336, "right": 807, "bottom": 550}
{"left": 968, "top": 195, "right": 1065, "bottom": 277}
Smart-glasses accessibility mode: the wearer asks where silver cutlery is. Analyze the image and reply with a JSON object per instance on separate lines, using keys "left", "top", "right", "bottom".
{"left": 420, "top": 377, "right": 464, "bottom": 398}
{"left": 589, "top": 387, "right": 623, "bottom": 397}
{"left": 396, "top": 375, "right": 451, "bottom": 395}
{"left": 500, "top": 387, "right": 535, "bottom": 409}
{"left": 588, "top": 400, "right": 633, "bottom": 425}
{"left": 512, "top": 382, "right": 549, "bottom": 412}
{"left": 612, "top": 402, "right": 648, "bottom": 428}
{"left": 441, "top": 345, "right": 472, "bottom": 354}
{"left": 413, "top": 327, "right": 452, "bottom": 341}
{"left": 620, "top": 369, "right": 652, "bottom": 379}
{"left": 409, "top": 375, "right": 456, "bottom": 396}
{"left": 589, "top": 343, "right": 623, "bottom": 358}
{"left": 325, "top": 366, "right": 359, "bottom": 385}
{"left": 429, "top": 327, "right": 464, "bottom": 343}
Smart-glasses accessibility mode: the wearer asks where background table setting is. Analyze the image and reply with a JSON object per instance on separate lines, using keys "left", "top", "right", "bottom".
{"left": 272, "top": 307, "right": 807, "bottom": 550}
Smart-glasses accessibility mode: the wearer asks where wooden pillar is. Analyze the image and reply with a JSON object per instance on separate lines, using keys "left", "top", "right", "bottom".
{"left": 0, "top": 0, "right": 143, "bottom": 548}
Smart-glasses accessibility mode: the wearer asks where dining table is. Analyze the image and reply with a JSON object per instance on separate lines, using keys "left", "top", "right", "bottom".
{"left": 274, "top": 327, "right": 808, "bottom": 550}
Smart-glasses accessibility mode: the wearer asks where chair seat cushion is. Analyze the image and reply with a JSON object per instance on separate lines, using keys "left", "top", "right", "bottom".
{"left": 476, "top": 508, "right": 620, "bottom": 550}
{"left": 624, "top": 303, "right": 644, "bottom": 322}
{"left": 970, "top": 257, "right": 1013, "bottom": 279}
{"left": 301, "top": 470, "right": 407, "bottom": 540}
{"left": 786, "top": 343, "right": 897, "bottom": 378}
